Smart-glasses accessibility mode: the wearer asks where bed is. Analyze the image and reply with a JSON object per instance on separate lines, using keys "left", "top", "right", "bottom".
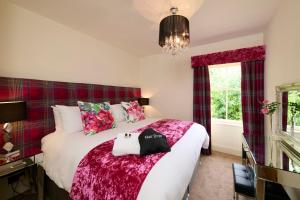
{"left": 0, "top": 77, "right": 209, "bottom": 200}
{"left": 41, "top": 118, "right": 209, "bottom": 200}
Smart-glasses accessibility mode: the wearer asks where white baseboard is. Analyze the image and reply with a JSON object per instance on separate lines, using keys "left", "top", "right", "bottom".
{"left": 212, "top": 144, "right": 241, "bottom": 157}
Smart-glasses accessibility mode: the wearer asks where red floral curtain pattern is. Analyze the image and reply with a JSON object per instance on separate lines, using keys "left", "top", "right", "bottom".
{"left": 191, "top": 46, "right": 265, "bottom": 67}
{"left": 241, "top": 60, "right": 265, "bottom": 163}
{"left": 193, "top": 66, "right": 211, "bottom": 155}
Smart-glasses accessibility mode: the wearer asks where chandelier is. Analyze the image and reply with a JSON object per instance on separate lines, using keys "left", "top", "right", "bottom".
{"left": 159, "top": 7, "right": 190, "bottom": 55}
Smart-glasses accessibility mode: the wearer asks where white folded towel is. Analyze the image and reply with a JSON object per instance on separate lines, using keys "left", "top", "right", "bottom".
{"left": 112, "top": 132, "right": 140, "bottom": 156}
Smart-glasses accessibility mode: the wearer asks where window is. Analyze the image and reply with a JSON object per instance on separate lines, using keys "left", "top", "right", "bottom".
{"left": 209, "top": 63, "right": 241, "bottom": 121}
{"left": 287, "top": 90, "right": 300, "bottom": 131}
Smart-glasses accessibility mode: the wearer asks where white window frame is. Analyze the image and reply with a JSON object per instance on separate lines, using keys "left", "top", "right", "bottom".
{"left": 212, "top": 118, "right": 243, "bottom": 127}
{"left": 209, "top": 63, "right": 242, "bottom": 124}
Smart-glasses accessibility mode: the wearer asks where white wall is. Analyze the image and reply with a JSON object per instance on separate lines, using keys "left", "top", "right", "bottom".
{"left": 140, "top": 33, "right": 264, "bottom": 156}
{"left": 0, "top": 1, "right": 140, "bottom": 199}
{"left": 264, "top": 0, "right": 300, "bottom": 101}
{"left": 211, "top": 121, "right": 243, "bottom": 156}
{"left": 0, "top": 1, "right": 140, "bottom": 87}
{"left": 264, "top": 0, "right": 300, "bottom": 198}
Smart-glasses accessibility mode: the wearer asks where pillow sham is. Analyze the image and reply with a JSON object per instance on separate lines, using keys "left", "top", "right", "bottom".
{"left": 121, "top": 101, "right": 145, "bottom": 123}
{"left": 78, "top": 101, "right": 116, "bottom": 135}
{"left": 112, "top": 132, "right": 140, "bottom": 156}
{"left": 111, "top": 104, "right": 126, "bottom": 123}
{"left": 138, "top": 128, "right": 170, "bottom": 156}
{"left": 51, "top": 106, "right": 63, "bottom": 131}
{"left": 55, "top": 105, "right": 83, "bottom": 134}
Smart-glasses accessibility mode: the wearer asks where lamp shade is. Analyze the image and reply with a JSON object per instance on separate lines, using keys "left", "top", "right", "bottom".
{"left": 159, "top": 14, "right": 189, "bottom": 47}
{"left": 138, "top": 98, "right": 149, "bottom": 106}
{"left": 159, "top": 7, "right": 190, "bottom": 55}
{"left": 0, "top": 101, "right": 27, "bottom": 123}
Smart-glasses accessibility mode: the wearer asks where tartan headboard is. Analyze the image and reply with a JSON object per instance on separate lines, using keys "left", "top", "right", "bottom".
{"left": 0, "top": 77, "right": 141, "bottom": 157}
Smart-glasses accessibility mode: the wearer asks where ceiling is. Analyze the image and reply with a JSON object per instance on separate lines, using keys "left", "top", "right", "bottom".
{"left": 10, "top": 0, "right": 281, "bottom": 57}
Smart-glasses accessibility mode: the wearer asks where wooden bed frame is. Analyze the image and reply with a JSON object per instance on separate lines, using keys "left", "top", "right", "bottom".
{"left": 37, "top": 155, "right": 202, "bottom": 200}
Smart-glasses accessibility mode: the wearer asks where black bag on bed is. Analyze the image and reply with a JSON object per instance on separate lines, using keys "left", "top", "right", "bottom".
{"left": 138, "top": 128, "right": 170, "bottom": 156}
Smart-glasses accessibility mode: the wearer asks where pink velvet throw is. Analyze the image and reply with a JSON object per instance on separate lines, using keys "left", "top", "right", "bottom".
{"left": 70, "top": 119, "right": 193, "bottom": 200}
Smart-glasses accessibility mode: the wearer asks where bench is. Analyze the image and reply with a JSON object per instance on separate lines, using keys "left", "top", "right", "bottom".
{"left": 232, "top": 163, "right": 255, "bottom": 200}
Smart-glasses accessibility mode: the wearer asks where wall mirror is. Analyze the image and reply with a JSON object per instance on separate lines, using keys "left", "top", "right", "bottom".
{"left": 276, "top": 83, "right": 300, "bottom": 146}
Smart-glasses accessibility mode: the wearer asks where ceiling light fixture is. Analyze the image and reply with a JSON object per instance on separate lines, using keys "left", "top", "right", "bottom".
{"left": 159, "top": 7, "right": 189, "bottom": 55}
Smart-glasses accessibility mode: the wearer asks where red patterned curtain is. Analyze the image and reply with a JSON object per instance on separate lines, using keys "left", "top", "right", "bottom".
{"left": 282, "top": 92, "right": 288, "bottom": 132}
{"left": 192, "top": 45, "right": 265, "bottom": 157}
{"left": 193, "top": 66, "right": 211, "bottom": 155}
{"left": 191, "top": 46, "right": 265, "bottom": 67}
{"left": 241, "top": 60, "right": 265, "bottom": 163}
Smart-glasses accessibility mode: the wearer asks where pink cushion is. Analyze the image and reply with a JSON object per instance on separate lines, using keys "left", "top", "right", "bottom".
{"left": 78, "top": 101, "right": 116, "bottom": 135}
{"left": 121, "top": 101, "right": 145, "bottom": 123}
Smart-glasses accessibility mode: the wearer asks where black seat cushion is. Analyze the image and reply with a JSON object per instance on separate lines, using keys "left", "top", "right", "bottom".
{"left": 232, "top": 163, "right": 255, "bottom": 197}
{"left": 265, "top": 181, "right": 291, "bottom": 200}
{"left": 233, "top": 163, "right": 247, "bottom": 171}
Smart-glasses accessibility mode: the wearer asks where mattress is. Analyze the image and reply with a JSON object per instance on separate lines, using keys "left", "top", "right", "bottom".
{"left": 41, "top": 118, "right": 209, "bottom": 200}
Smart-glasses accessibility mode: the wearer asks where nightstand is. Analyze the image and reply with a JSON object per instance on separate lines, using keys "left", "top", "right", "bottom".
{"left": 0, "top": 153, "right": 42, "bottom": 200}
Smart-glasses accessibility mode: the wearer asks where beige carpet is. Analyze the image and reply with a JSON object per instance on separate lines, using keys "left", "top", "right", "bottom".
{"left": 189, "top": 151, "right": 250, "bottom": 200}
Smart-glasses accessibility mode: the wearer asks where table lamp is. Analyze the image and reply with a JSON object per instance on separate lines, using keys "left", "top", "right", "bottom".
{"left": 138, "top": 98, "right": 149, "bottom": 106}
{"left": 0, "top": 101, "right": 27, "bottom": 152}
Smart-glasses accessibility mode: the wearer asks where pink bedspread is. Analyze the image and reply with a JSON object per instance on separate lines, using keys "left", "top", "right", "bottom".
{"left": 70, "top": 119, "right": 193, "bottom": 200}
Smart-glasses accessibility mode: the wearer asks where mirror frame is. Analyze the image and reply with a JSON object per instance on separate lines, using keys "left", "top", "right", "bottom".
{"left": 276, "top": 82, "right": 300, "bottom": 147}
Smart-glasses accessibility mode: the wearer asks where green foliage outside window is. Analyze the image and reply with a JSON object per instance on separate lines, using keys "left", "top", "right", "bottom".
{"left": 287, "top": 90, "right": 300, "bottom": 126}
{"left": 209, "top": 65, "right": 241, "bottom": 121}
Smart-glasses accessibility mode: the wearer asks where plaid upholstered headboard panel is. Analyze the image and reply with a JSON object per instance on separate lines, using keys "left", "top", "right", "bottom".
{"left": 0, "top": 77, "right": 141, "bottom": 157}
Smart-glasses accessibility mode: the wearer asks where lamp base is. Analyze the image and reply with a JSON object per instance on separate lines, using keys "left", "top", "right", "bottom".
{"left": 2, "top": 123, "right": 12, "bottom": 143}
{"left": 3, "top": 123, "right": 13, "bottom": 133}
{"left": 3, "top": 142, "right": 14, "bottom": 152}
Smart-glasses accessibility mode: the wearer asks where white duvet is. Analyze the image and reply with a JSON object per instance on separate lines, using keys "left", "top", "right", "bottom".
{"left": 41, "top": 118, "right": 209, "bottom": 200}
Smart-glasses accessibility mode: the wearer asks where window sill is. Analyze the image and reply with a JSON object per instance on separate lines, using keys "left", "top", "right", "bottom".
{"left": 212, "top": 118, "right": 243, "bottom": 127}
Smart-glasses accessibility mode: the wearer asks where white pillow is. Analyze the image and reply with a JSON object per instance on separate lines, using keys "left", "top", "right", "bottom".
{"left": 51, "top": 106, "right": 63, "bottom": 131}
{"left": 55, "top": 105, "right": 83, "bottom": 134}
{"left": 112, "top": 132, "right": 140, "bottom": 156}
{"left": 111, "top": 104, "right": 126, "bottom": 123}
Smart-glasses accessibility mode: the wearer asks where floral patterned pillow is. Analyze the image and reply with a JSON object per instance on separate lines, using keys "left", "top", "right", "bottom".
{"left": 78, "top": 101, "right": 116, "bottom": 135}
{"left": 121, "top": 101, "right": 145, "bottom": 123}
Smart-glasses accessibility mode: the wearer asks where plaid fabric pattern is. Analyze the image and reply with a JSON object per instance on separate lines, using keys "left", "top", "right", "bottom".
{"left": 193, "top": 66, "right": 211, "bottom": 155}
{"left": 0, "top": 77, "right": 141, "bottom": 158}
{"left": 241, "top": 60, "right": 265, "bottom": 164}
{"left": 282, "top": 92, "right": 288, "bottom": 132}
{"left": 191, "top": 45, "right": 265, "bottom": 67}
